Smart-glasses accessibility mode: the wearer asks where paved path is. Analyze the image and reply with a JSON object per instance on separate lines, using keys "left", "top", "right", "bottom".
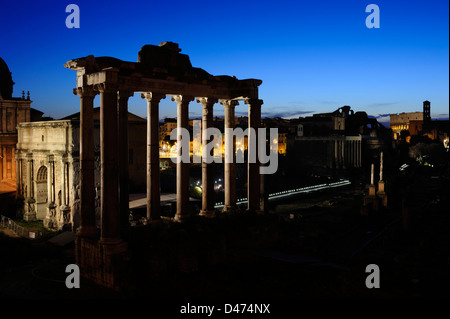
{"left": 129, "top": 193, "right": 199, "bottom": 209}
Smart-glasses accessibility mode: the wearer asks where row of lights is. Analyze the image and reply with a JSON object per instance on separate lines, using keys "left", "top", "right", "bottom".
{"left": 213, "top": 179, "right": 351, "bottom": 207}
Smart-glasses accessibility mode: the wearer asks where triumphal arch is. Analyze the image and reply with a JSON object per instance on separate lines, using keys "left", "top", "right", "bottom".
{"left": 64, "top": 42, "right": 263, "bottom": 289}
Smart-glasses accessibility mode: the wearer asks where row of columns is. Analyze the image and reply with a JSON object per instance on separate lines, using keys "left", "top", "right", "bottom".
{"left": 76, "top": 85, "right": 146, "bottom": 242}
{"left": 76, "top": 83, "right": 263, "bottom": 244}
{"left": 328, "top": 138, "right": 361, "bottom": 168}
{"left": 76, "top": 85, "right": 133, "bottom": 243}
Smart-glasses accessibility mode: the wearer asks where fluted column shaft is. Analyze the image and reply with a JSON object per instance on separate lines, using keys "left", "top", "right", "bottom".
{"left": 60, "top": 158, "right": 67, "bottom": 208}
{"left": 222, "top": 100, "right": 238, "bottom": 211}
{"left": 143, "top": 92, "right": 165, "bottom": 222}
{"left": 47, "top": 156, "right": 53, "bottom": 204}
{"left": 26, "top": 155, "right": 32, "bottom": 198}
{"left": 172, "top": 95, "right": 194, "bottom": 222}
{"left": 198, "top": 97, "right": 217, "bottom": 216}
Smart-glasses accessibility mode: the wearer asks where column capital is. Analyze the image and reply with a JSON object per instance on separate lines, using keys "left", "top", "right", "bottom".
{"left": 220, "top": 99, "right": 239, "bottom": 109}
{"left": 244, "top": 98, "right": 263, "bottom": 108}
{"left": 73, "top": 86, "right": 96, "bottom": 98}
{"left": 171, "top": 94, "right": 194, "bottom": 105}
{"left": 94, "top": 83, "right": 118, "bottom": 94}
{"left": 141, "top": 92, "right": 166, "bottom": 102}
{"left": 47, "top": 154, "right": 54, "bottom": 163}
{"left": 196, "top": 97, "right": 218, "bottom": 108}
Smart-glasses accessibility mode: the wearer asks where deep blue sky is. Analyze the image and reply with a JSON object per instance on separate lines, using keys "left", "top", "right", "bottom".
{"left": 1, "top": 0, "right": 448, "bottom": 124}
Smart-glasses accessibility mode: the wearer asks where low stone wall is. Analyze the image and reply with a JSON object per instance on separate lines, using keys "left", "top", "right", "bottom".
{"left": 75, "top": 214, "right": 280, "bottom": 292}
{"left": 75, "top": 237, "right": 129, "bottom": 291}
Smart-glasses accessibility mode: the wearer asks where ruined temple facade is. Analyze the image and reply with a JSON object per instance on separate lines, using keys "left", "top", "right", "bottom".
{"left": 64, "top": 42, "right": 263, "bottom": 289}
{"left": 294, "top": 106, "right": 359, "bottom": 169}
{"left": 0, "top": 57, "right": 43, "bottom": 188}
{"left": 16, "top": 108, "right": 147, "bottom": 230}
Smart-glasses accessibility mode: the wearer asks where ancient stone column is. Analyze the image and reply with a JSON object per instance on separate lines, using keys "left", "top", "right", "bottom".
{"left": 359, "top": 140, "right": 362, "bottom": 167}
{"left": 26, "top": 155, "right": 31, "bottom": 199}
{"left": 51, "top": 160, "right": 55, "bottom": 203}
{"left": 379, "top": 151, "right": 383, "bottom": 181}
{"left": 24, "top": 154, "right": 36, "bottom": 221}
{"left": 142, "top": 92, "right": 166, "bottom": 223}
{"left": 222, "top": 99, "right": 238, "bottom": 212}
{"left": 47, "top": 155, "right": 53, "bottom": 204}
{"left": 172, "top": 95, "right": 194, "bottom": 222}
{"left": 334, "top": 140, "right": 338, "bottom": 168}
{"left": 75, "top": 86, "right": 97, "bottom": 237}
{"left": 44, "top": 155, "right": 56, "bottom": 228}
{"left": 118, "top": 90, "right": 133, "bottom": 236}
{"left": 377, "top": 151, "right": 386, "bottom": 205}
{"left": 370, "top": 163, "right": 374, "bottom": 185}
{"left": 97, "top": 83, "right": 121, "bottom": 243}
{"left": 368, "top": 163, "right": 376, "bottom": 197}
{"left": 352, "top": 141, "right": 355, "bottom": 167}
{"left": 60, "top": 159, "right": 67, "bottom": 206}
{"left": 328, "top": 139, "right": 333, "bottom": 168}
{"left": 346, "top": 140, "right": 350, "bottom": 167}
{"left": 245, "top": 98, "right": 263, "bottom": 213}
{"left": 198, "top": 97, "right": 217, "bottom": 217}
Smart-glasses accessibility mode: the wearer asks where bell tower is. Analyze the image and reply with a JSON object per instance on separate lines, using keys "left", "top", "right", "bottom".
{"left": 423, "top": 100, "right": 431, "bottom": 123}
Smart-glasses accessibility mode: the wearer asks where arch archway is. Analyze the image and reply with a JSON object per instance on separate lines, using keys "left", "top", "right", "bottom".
{"left": 35, "top": 165, "right": 48, "bottom": 219}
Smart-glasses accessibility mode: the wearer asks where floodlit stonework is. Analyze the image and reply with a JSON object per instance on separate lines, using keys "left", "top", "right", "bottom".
{"left": 16, "top": 109, "right": 147, "bottom": 231}
{"left": 64, "top": 42, "right": 264, "bottom": 290}
{"left": 1, "top": 57, "right": 43, "bottom": 188}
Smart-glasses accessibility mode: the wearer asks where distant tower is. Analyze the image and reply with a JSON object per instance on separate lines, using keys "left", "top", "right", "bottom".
{"left": 423, "top": 100, "right": 431, "bottom": 122}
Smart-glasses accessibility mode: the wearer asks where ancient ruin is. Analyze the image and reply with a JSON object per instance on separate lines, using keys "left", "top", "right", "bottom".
{"left": 15, "top": 108, "right": 148, "bottom": 230}
{"left": 64, "top": 42, "right": 263, "bottom": 288}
